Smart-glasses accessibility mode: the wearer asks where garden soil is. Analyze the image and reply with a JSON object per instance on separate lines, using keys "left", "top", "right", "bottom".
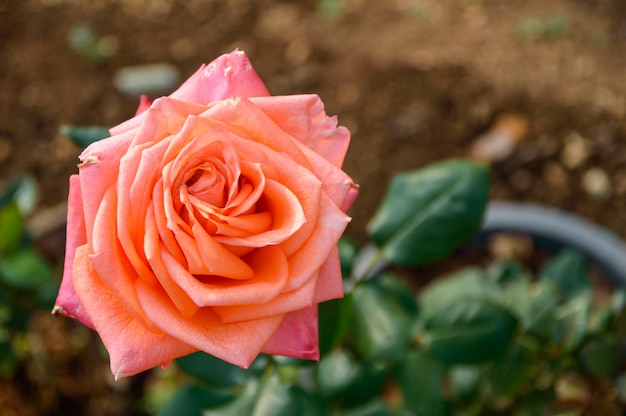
{"left": 1, "top": 0, "right": 626, "bottom": 414}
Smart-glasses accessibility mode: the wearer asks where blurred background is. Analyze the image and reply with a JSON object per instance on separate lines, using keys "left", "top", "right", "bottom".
{"left": 1, "top": 0, "right": 626, "bottom": 414}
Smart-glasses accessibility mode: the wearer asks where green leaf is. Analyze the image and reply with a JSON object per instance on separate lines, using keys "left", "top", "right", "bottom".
{"left": 319, "top": 294, "right": 353, "bottom": 356}
{"left": 0, "top": 340, "right": 18, "bottom": 377}
{"left": 0, "top": 175, "right": 38, "bottom": 216}
{"left": 554, "top": 294, "right": 591, "bottom": 351}
{"left": 204, "top": 371, "right": 306, "bottom": 416}
{"left": 247, "top": 372, "right": 301, "bottom": 416}
{"left": 176, "top": 352, "right": 266, "bottom": 387}
{"left": 487, "top": 260, "right": 531, "bottom": 286}
{"left": 616, "top": 372, "right": 626, "bottom": 403}
{"left": 515, "top": 389, "right": 556, "bottom": 416}
{"left": 316, "top": 349, "right": 360, "bottom": 398}
{"left": 374, "top": 273, "right": 418, "bottom": 317}
{"left": 0, "top": 179, "right": 21, "bottom": 209}
{"left": 423, "top": 299, "right": 517, "bottom": 365}
{"left": 338, "top": 237, "right": 359, "bottom": 278}
{"left": 367, "top": 159, "right": 490, "bottom": 267}
{"left": 34, "top": 279, "right": 61, "bottom": 309}
{"left": 12, "top": 175, "right": 38, "bottom": 216}
{"left": 338, "top": 399, "right": 391, "bottom": 416}
{"left": 2, "top": 301, "right": 29, "bottom": 332}
{"left": 539, "top": 249, "right": 590, "bottom": 300}
{"left": 157, "top": 385, "right": 233, "bottom": 416}
{"left": 592, "top": 289, "right": 626, "bottom": 334}
{"left": 419, "top": 267, "right": 498, "bottom": 319}
{"left": 289, "top": 388, "right": 325, "bottom": 416}
{"left": 396, "top": 349, "right": 448, "bottom": 416}
{"left": 483, "top": 344, "right": 536, "bottom": 399}
{"left": 60, "top": 125, "right": 110, "bottom": 148}
{"left": 504, "top": 280, "right": 558, "bottom": 339}
{"left": 0, "top": 249, "right": 52, "bottom": 289}
{"left": 203, "top": 378, "right": 261, "bottom": 416}
{"left": 448, "top": 366, "right": 481, "bottom": 400}
{"left": 351, "top": 281, "right": 413, "bottom": 362}
{"left": 0, "top": 202, "right": 23, "bottom": 254}
{"left": 317, "top": 349, "right": 386, "bottom": 406}
{"left": 578, "top": 336, "right": 620, "bottom": 377}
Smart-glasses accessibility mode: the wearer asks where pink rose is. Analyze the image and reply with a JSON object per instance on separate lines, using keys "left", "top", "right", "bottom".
{"left": 53, "top": 50, "right": 358, "bottom": 379}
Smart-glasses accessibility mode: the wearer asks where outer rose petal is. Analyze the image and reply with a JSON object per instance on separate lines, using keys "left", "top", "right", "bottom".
{"left": 71, "top": 245, "right": 195, "bottom": 379}
{"left": 78, "top": 129, "right": 135, "bottom": 240}
{"left": 135, "top": 95, "right": 153, "bottom": 115}
{"left": 110, "top": 46, "right": 270, "bottom": 137}
{"left": 52, "top": 175, "right": 93, "bottom": 329}
{"left": 135, "top": 279, "right": 285, "bottom": 368}
{"left": 341, "top": 185, "right": 359, "bottom": 213}
{"left": 251, "top": 95, "right": 351, "bottom": 167}
{"left": 261, "top": 305, "right": 319, "bottom": 360}
{"left": 260, "top": 247, "right": 344, "bottom": 361}
{"left": 171, "top": 50, "right": 270, "bottom": 104}
{"left": 312, "top": 246, "right": 344, "bottom": 303}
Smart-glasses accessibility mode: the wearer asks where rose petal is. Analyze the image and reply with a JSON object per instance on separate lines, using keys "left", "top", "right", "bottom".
{"left": 291, "top": 137, "right": 356, "bottom": 210}
{"left": 282, "top": 191, "right": 351, "bottom": 293}
{"left": 110, "top": 96, "right": 208, "bottom": 141}
{"left": 213, "top": 275, "right": 317, "bottom": 323}
{"left": 116, "top": 141, "right": 170, "bottom": 287}
{"left": 135, "top": 278, "right": 284, "bottom": 368}
{"left": 211, "top": 211, "right": 272, "bottom": 238}
{"left": 341, "top": 185, "right": 359, "bottom": 213}
{"left": 161, "top": 245, "right": 288, "bottom": 307}
{"left": 144, "top": 204, "right": 199, "bottom": 318}
{"left": 312, "top": 245, "right": 344, "bottom": 303}
{"left": 251, "top": 94, "right": 350, "bottom": 167}
{"left": 89, "top": 186, "right": 160, "bottom": 331}
{"left": 200, "top": 97, "right": 311, "bottom": 171}
{"left": 190, "top": 219, "right": 255, "bottom": 279}
{"left": 135, "top": 95, "right": 153, "bottom": 116}
{"left": 53, "top": 175, "right": 94, "bottom": 328}
{"left": 213, "top": 179, "right": 306, "bottom": 247}
{"left": 130, "top": 98, "right": 210, "bottom": 148}
{"left": 151, "top": 177, "right": 187, "bottom": 265}
{"left": 78, "top": 129, "right": 135, "bottom": 241}
{"left": 261, "top": 305, "right": 319, "bottom": 360}
{"left": 72, "top": 245, "right": 195, "bottom": 379}
{"left": 218, "top": 132, "right": 323, "bottom": 257}
{"left": 170, "top": 50, "right": 270, "bottom": 104}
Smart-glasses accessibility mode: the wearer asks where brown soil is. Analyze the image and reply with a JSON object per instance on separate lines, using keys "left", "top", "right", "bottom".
{"left": 1, "top": 0, "right": 626, "bottom": 414}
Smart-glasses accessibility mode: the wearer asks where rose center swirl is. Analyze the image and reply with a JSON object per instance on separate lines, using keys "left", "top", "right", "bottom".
{"left": 185, "top": 165, "right": 227, "bottom": 208}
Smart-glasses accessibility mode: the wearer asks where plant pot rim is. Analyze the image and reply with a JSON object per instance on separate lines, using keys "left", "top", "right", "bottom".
{"left": 476, "top": 201, "right": 626, "bottom": 287}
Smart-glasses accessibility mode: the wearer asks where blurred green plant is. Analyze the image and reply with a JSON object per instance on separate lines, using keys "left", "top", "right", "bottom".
{"left": 68, "top": 24, "right": 118, "bottom": 63}
{"left": 60, "top": 125, "right": 111, "bottom": 148}
{"left": 0, "top": 176, "right": 54, "bottom": 377}
{"left": 317, "top": 0, "right": 345, "bottom": 19}
{"left": 516, "top": 15, "right": 570, "bottom": 41}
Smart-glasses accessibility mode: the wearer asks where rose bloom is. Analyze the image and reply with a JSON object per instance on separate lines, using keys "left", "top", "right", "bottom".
{"left": 53, "top": 50, "right": 358, "bottom": 379}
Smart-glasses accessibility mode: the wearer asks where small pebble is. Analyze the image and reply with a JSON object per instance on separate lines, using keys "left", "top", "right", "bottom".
{"left": 560, "top": 132, "right": 592, "bottom": 169}
{"left": 285, "top": 36, "right": 312, "bottom": 66}
{"left": 487, "top": 233, "right": 534, "bottom": 261}
{"left": 114, "top": 63, "right": 180, "bottom": 96}
{"left": 582, "top": 167, "right": 612, "bottom": 200}
{"left": 468, "top": 113, "right": 528, "bottom": 163}
{"left": 543, "top": 161, "right": 569, "bottom": 187}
